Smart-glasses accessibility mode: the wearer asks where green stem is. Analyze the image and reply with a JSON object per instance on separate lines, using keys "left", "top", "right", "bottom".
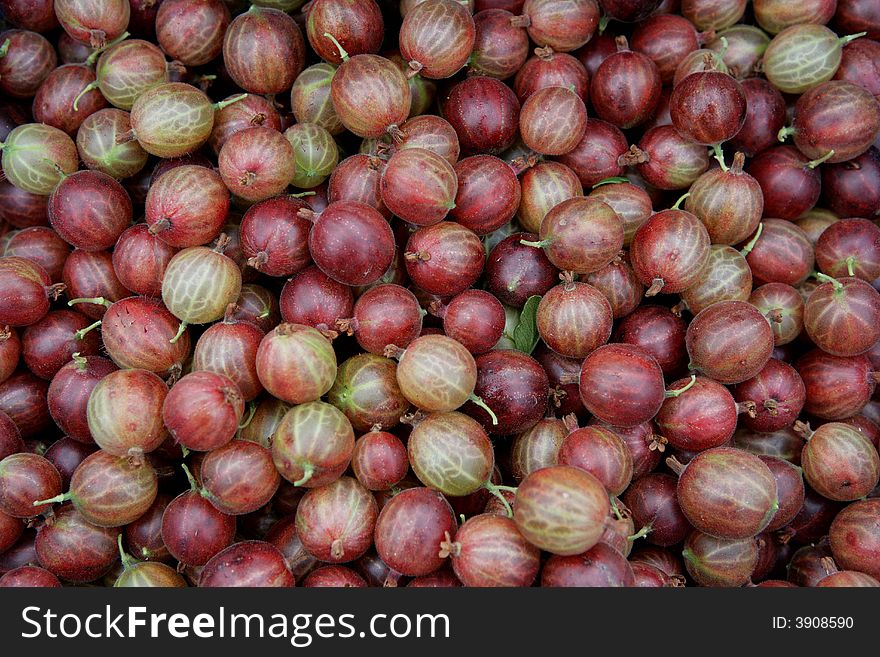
{"left": 294, "top": 462, "right": 316, "bottom": 487}
{"left": 592, "top": 176, "right": 630, "bottom": 188}
{"left": 839, "top": 31, "right": 867, "bottom": 46}
{"left": 469, "top": 394, "right": 499, "bottom": 426}
{"left": 33, "top": 492, "right": 72, "bottom": 507}
{"left": 845, "top": 256, "right": 856, "bottom": 277}
{"left": 213, "top": 93, "right": 248, "bottom": 111}
{"left": 72, "top": 81, "right": 99, "bottom": 112}
{"left": 181, "top": 463, "right": 199, "bottom": 493}
{"left": 609, "top": 496, "right": 623, "bottom": 521}
{"left": 598, "top": 14, "right": 611, "bottom": 33}
{"left": 71, "top": 352, "right": 88, "bottom": 371}
{"left": 716, "top": 36, "right": 728, "bottom": 58}
{"left": 740, "top": 222, "right": 763, "bottom": 257}
{"left": 68, "top": 296, "right": 112, "bottom": 308}
{"left": 74, "top": 320, "right": 102, "bottom": 341}
{"left": 118, "top": 534, "right": 137, "bottom": 570}
{"left": 519, "top": 238, "right": 550, "bottom": 248}
{"left": 628, "top": 524, "right": 651, "bottom": 542}
{"left": 484, "top": 482, "right": 513, "bottom": 518}
{"left": 84, "top": 31, "right": 130, "bottom": 66}
{"left": 711, "top": 144, "right": 728, "bottom": 171}
{"left": 493, "top": 485, "right": 518, "bottom": 493}
{"left": 672, "top": 192, "right": 690, "bottom": 209}
{"left": 323, "top": 32, "right": 349, "bottom": 61}
{"left": 814, "top": 271, "right": 843, "bottom": 291}
{"left": 665, "top": 374, "right": 697, "bottom": 398}
{"left": 180, "top": 445, "right": 190, "bottom": 458}
{"left": 0, "top": 39, "right": 10, "bottom": 59}
{"left": 169, "top": 320, "right": 188, "bottom": 344}
{"left": 806, "top": 150, "right": 835, "bottom": 169}
{"left": 777, "top": 125, "right": 796, "bottom": 142}
{"left": 238, "top": 402, "right": 257, "bottom": 430}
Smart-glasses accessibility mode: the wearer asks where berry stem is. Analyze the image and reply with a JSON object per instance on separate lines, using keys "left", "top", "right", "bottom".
{"left": 74, "top": 320, "right": 102, "bottom": 341}
{"left": 665, "top": 455, "right": 685, "bottom": 476}
{"left": 839, "top": 32, "right": 867, "bottom": 46}
{"left": 469, "top": 394, "right": 499, "bottom": 425}
{"left": 609, "top": 496, "right": 623, "bottom": 521}
{"left": 793, "top": 420, "right": 813, "bottom": 440}
{"left": 71, "top": 352, "right": 88, "bottom": 371}
{"left": 323, "top": 32, "right": 349, "bottom": 61}
{"left": 33, "top": 492, "right": 72, "bottom": 507}
{"left": 814, "top": 271, "right": 843, "bottom": 291}
{"left": 740, "top": 222, "right": 764, "bottom": 256}
{"left": 627, "top": 525, "right": 651, "bottom": 542}
{"left": 84, "top": 31, "right": 130, "bottom": 66}
{"left": 72, "top": 81, "right": 99, "bottom": 112}
{"left": 519, "top": 238, "right": 550, "bottom": 248}
{"left": 711, "top": 144, "right": 728, "bottom": 171}
{"left": 68, "top": 296, "right": 113, "bottom": 308}
{"left": 806, "top": 150, "right": 835, "bottom": 168}
{"left": 777, "top": 125, "right": 796, "bottom": 142}
{"left": 181, "top": 463, "right": 199, "bottom": 492}
{"left": 293, "top": 462, "right": 315, "bottom": 487}
{"left": 118, "top": 534, "right": 137, "bottom": 570}
{"left": 169, "top": 320, "right": 188, "bottom": 344}
{"left": 484, "top": 482, "right": 513, "bottom": 518}
{"left": 213, "top": 94, "right": 248, "bottom": 111}
{"left": 845, "top": 255, "right": 856, "bottom": 277}
{"left": 672, "top": 192, "right": 690, "bottom": 209}
{"left": 665, "top": 374, "right": 697, "bottom": 398}
{"left": 238, "top": 402, "right": 257, "bottom": 430}
{"left": 730, "top": 151, "right": 746, "bottom": 174}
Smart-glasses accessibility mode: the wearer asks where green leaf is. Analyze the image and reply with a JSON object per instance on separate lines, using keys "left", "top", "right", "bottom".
{"left": 513, "top": 295, "right": 541, "bottom": 354}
